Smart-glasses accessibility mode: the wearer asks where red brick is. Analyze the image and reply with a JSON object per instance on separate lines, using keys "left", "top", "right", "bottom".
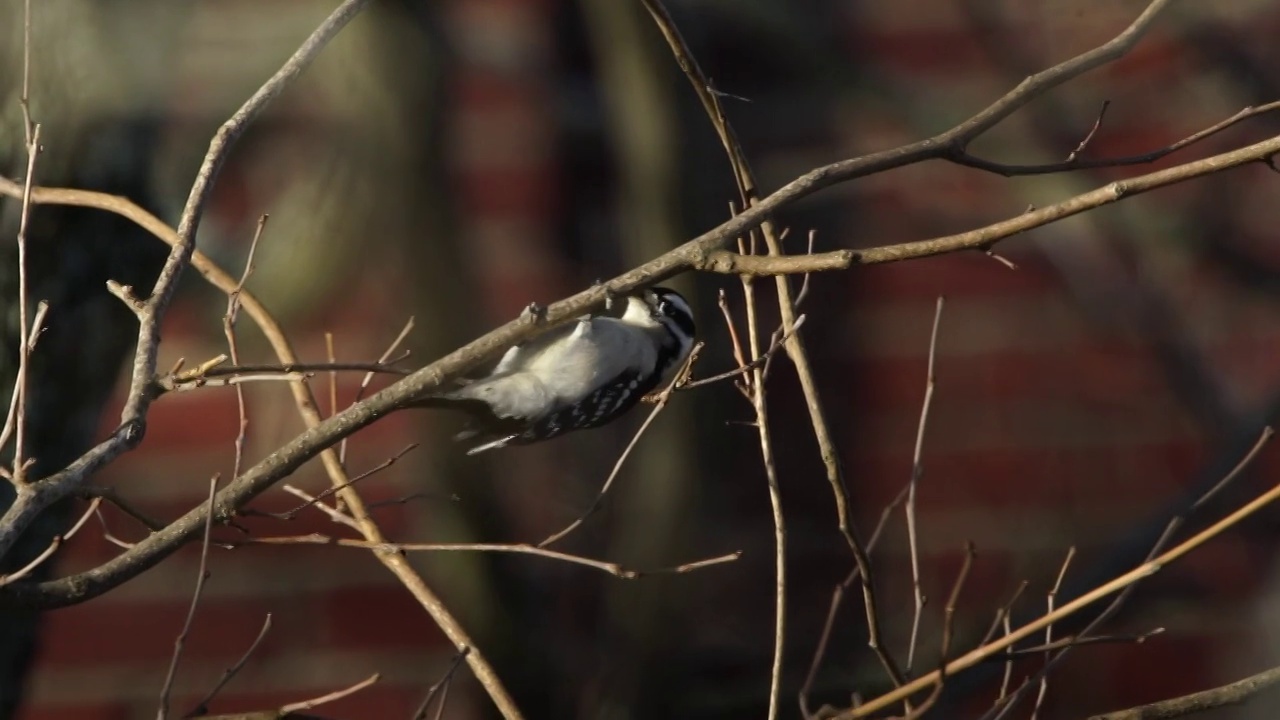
{"left": 36, "top": 596, "right": 298, "bottom": 666}
{"left": 840, "top": 347, "right": 1174, "bottom": 412}
{"left": 847, "top": 441, "right": 1205, "bottom": 512}
{"left": 1175, "top": 533, "right": 1265, "bottom": 602}
{"left": 323, "top": 585, "right": 452, "bottom": 651}
{"left": 849, "top": 254, "right": 1060, "bottom": 300}
{"left": 1090, "top": 633, "right": 1217, "bottom": 714}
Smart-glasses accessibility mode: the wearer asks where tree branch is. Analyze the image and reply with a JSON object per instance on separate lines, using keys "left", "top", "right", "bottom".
{"left": 1088, "top": 664, "right": 1280, "bottom": 720}
{"left": 0, "top": 0, "right": 375, "bottom": 563}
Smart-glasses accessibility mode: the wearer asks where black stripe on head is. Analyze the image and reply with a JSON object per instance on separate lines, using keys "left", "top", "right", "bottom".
{"left": 647, "top": 287, "right": 696, "bottom": 340}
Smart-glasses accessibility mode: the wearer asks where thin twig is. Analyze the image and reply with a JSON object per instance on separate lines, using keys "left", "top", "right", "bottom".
{"left": 988, "top": 627, "right": 1163, "bottom": 659}
{"left": 342, "top": 317, "right": 415, "bottom": 465}
{"left": 793, "top": 230, "right": 819, "bottom": 308}
{"left": 1088, "top": 662, "right": 1280, "bottom": 720}
{"left": 901, "top": 542, "right": 976, "bottom": 720}
{"left": 175, "top": 361, "right": 408, "bottom": 380}
{"left": 279, "top": 673, "right": 379, "bottom": 714}
{"left": 94, "top": 504, "right": 138, "bottom": 550}
{"left": 905, "top": 297, "right": 945, "bottom": 673}
{"left": 741, "top": 255, "right": 788, "bottom": 720}
{"left": 536, "top": 346, "right": 700, "bottom": 548}
{"left": 14, "top": 0, "right": 34, "bottom": 453}
{"left": 1065, "top": 100, "right": 1111, "bottom": 162}
{"left": 412, "top": 648, "right": 471, "bottom": 720}
{"left": 185, "top": 613, "right": 273, "bottom": 717}
{"left": 897, "top": 543, "right": 976, "bottom": 720}
{"left": 0, "top": 299, "right": 45, "bottom": 467}
{"left": 799, "top": 486, "right": 908, "bottom": 717}
{"left": 240, "top": 533, "right": 742, "bottom": 580}
{"left": 267, "top": 444, "right": 419, "bottom": 520}
{"left": 1191, "top": 426, "right": 1275, "bottom": 512}
{"left": 157, "top": 476, "right": 219, "bottom": 720}
{"left": 222, "top": 215, "right": 267, "bottom": 483}
{"left": 972, "top": 579, "right": 1029, "bottom": 703}
{"left": 958, "top": 98, "right": 1280, "bottom": 175}
{"left": 364, "top": 490, "right": 461, "bottom": 510}
{"left": 0, "top": 498, "right": 100, "bottom": 587}
{"left": 716, "top": 288, "right": 751, "bottom": 398}
{"left": 281, "top": 484, "right": 361, "bottom": 532}
{"left": 1031, "top": 546, "right": 1076, "bottom": 720}
{"left": 82, "top": 486, "right": 165, "bottom": 532}
{"left": 325, "top": 333, "right": 338, "bottom": 419}
{"left": 941, "top": 542, "right": 975, "bottom": 663}
{"left": 9, "top": 122, "right": 41, "bottom": 484}
{"left": 679, "top": 316, "right": 805, "bottom": 392}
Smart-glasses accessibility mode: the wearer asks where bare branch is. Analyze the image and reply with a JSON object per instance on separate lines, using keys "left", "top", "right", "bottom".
{"left": 679, "top": 316, "right": 804, "bottom": 392}
{"left": 0, "top": 498, "right": 99, "bottom": 587}
{"left": 239, "top": 533, "right": 742, "bottom": 580}
{"left": 989, "top": 627, "right": 1164, "bottom": 659}
{"left": 279, "top": 673, "right": 379, "bottom": 714}
{"left": 856, "top": 133, "right": 1280, "bottom": 265}
{"left": 222, "top": 215, "right": 269, "bottom": 482}
{"left": 1065, "top": 100, "right": 1111, "bottom": 162}
{"left": 413, "top": 647, "right": 471, "bottom": 720}
{"left": 158, "top": 476, "right": 219, "bottom": 720}
{"left": 1088, "top": 663, "right": 1280, "bottom": 720}
{"left": 536, "top": 345, "right": 701, "bottom": 548}
{"left": 1031, "top": 547, "right": 1077, "bottom": 719}
{"left": 186, "top": 613, "right": 273, "bottom": 718}
{"left": 956, "top": 99, "right": 1280, "bottom": 175}
{"left": 82, "top": 486, "right": 164, "bottom": 532}
{"left": 341, "top": 317, "right": 415, "bottom": 465}
{"left": 280, "top": 485, "right": 360, "bottom": 533}
{"left": 7, "top": 122, "right": 42, "bottom": 484}
{"left": 0, "top": 0, "right": 376, "bottom": 563}
{"left": 278, "top": 445, "right": 419, "bottom": 520}
{"left": 800, "top": 486, "right": 908, "bottom": 717}
{"left": 695, "top": 248, "right": 853, "bottom": 276}
{"left": 905, "top": 297, "right": 945, "bottom": 673}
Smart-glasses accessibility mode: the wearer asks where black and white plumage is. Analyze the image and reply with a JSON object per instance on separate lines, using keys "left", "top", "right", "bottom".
{"left": 417, "top": 287, "right": 697, "bottom": 454}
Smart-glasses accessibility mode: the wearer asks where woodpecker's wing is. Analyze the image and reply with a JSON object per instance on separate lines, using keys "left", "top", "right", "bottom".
{"left": 490, "top": 318, "right": 587, "bottom": 375}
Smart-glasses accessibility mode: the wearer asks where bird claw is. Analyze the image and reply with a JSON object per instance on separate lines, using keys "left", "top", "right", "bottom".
{"left": 592, "top": 278, "right": 620, "bottom": 311}
{"left": 521, "top": 302, "right": 547, "bottom": 324}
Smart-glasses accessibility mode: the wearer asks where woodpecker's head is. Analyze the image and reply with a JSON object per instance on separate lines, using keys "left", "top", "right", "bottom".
{"left": 618, "top": 286, "right": 696, "bottom": 384}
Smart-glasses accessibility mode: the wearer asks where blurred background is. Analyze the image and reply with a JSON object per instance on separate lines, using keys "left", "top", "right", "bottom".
{"left": 4, "top": 0, "right": 1280, "bottom": 718}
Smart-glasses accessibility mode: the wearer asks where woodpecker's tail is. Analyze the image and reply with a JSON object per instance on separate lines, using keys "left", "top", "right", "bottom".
{"left": 409, "top": 393, "right": 522, "bottom": 454}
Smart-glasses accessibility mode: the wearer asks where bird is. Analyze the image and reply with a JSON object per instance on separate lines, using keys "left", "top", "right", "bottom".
{"left": 416, "top": 286, "right": 696, "bottom": 454}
